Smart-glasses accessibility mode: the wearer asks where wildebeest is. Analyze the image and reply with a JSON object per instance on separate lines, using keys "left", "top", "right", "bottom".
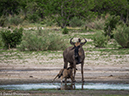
{"left": 63, "top": 38, "right": 87, "bottom": 82}
{"left": 52, "top": 67, "right": 74, "bottom": 84}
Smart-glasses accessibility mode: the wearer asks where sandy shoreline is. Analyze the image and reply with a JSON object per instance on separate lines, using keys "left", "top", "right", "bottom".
{"left": 0, "top": 65, "right": 129, "bottom": 85}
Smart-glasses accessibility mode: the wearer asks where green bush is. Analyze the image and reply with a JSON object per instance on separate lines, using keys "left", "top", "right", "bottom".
{"left": 85, "top": 18, "right": 105, "bottom": 30}
{"left": 0, "top": 15, "right": 6, "bottom": 27}
{"left": 27, "top": 14, "right": 40, "bottom": 23}
{"left": 113, "top": 25, "right": 129, "bottom": 48}
{"left": 20, "top": 33, "right": 49, "bottom": 51}
{"left": 7, "top": 15, "right": 23, "bottom": 26}
{"left": 104, "top": 15, "right": 120, "bottom": 38}
{"left": 93, "top": 18, "right": 105, "bottom": 30}
{"left": 20, "top": 28, "right": 67, "bottom": 51}
{"left": 41, "top": 17, "right": 56, "bottom": 26}
{"left": 1, "top": 28, "right": 23, "bottom": 49}
{"left": 93, "top": 31, "right": 109, "bottom": 48}
{"left": 69, "top": 17, "right": 84, "bottom": 27}
{"left": 0, "top": 40, "right": 3, "bottom": 47}
{"left": 0, "top": 33, "right": 3, "bottom": 47}
{"left": 48, "top": 34, "right": 67, "bottom": 50}
{"left": 62, "top": 27, "right": 69, "bottom": 34}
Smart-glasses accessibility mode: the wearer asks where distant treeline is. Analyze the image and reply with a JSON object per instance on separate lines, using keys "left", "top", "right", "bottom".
{"left": 0, "top": 0, "right": 129, "bottom": 28}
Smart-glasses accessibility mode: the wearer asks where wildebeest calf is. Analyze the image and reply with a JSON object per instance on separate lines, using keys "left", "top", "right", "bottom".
{"left": 52, "top": 67, "right": 74, "bottom": 84}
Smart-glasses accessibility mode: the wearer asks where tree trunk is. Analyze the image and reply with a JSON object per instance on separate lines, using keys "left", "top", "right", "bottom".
{"left": 126, "top": 10, "right": 129, "bottom": 26}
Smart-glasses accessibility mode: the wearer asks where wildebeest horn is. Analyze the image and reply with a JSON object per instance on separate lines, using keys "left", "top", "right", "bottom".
{"left": 70, "top": 38, "right": 75, "bottom": 45}
{"left": 81, "top": 38, "right": 87, "bottom": 45}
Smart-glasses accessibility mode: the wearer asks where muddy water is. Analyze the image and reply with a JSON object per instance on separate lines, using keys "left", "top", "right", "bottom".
{"left": 0, "top": 83, "right": 129, "bottom": 90}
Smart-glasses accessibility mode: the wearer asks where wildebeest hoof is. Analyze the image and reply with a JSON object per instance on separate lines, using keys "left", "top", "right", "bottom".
{"left": 76, "top": 61, "right": 81, "bottom": 64}
{"left": 82, "top": 80, "right": 85, "bottom": 83}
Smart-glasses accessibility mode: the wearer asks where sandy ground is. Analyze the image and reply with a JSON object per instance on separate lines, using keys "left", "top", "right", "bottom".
{"left": 0, "top": 48, "right": 129, "bottom": 85}
{"left": 0, "top": 63, "right": 129, "bottom": 85}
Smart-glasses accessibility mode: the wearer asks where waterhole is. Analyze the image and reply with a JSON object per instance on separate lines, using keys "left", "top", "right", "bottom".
{"left": 0, "top": 83, "right": 129, "bottom": 90}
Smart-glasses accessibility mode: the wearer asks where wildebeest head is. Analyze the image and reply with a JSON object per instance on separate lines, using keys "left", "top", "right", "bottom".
{"left": 70, "top": 38, "right": 87, "bottom": 58}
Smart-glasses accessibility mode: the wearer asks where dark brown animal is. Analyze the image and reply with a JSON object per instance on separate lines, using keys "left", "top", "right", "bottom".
{"left": 52, "top": 67, "right": 74, "bottom": 84}
{"left": 63, "top": 38, "right": 87, "bottom": 82}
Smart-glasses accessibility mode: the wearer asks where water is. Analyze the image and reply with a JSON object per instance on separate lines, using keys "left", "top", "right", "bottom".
{"left": 0, "top": 83, "right": 129, "bottom": 90}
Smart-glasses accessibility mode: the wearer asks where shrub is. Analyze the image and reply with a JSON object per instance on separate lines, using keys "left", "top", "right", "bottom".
{"left": 69, "top": 17, "right": 84, "bottom": 27}
{"left": 6, "top": 15, "right": 23, "bottom": 26}
{"left": 62, "top": 27, "right": 69, "bottom": 34}
{"left": 27, "top": 14, "right": 40, "bottom": 23}
{"left": 20, "top": 33, "right": 49, "bottom": 51}
{"left": 20, "top": 28, "right": 67, "bottom": 51}
{"left": 0, "top": 33, "right": 3, "bottom": 47}
{"left": 1, "top": 28, "right": 23, "bottom": 49}
{"left": 104, "top": 15, "right": 120, "bottom": 38}
{"left": 0, "top": 40, "right": 3, "bottom": 47}
{"left": 0, "top": 15, "right": 6, "bottom": 27}
{"left": 48, "top": 34, "right": 67, "bottom": 50}
{"left": 113, "top": 25, "right": 129, "bottom": 48}
{"left": 93, "top": 18, "right": 105, "bottom": 30}
{"left": 41, "top": 17, "right": 56, "bottom": 26}
{"left": 85, "top": 18, "right": 105, "bottom": 30}
{"left": 93, "top": 31, "right": 109, "bottom": 48}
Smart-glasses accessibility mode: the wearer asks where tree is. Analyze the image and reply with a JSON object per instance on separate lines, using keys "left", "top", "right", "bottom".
{"left": 0, "top": 0, "right": 20, "bottom": 16}
{"left": 93, "top": 0, "right": 129, "bottom": 24}
{"left": 45, "top": 0, "right": 95, "bottom": 28}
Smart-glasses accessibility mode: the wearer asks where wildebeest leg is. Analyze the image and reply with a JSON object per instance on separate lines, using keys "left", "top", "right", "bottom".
{"left": 52, "top": 74, "right": 58, "bottom": 83}
{"left": 70, "top": 75, "right": 74, "bottom": 84}
{"left": 82, "top": 82, "right": 84, "bottom": 90}
{"left": 81, "top": 61, "right": 84, "bottom": 82}
{"left": 65, "top": 78, "right": 67, "bottom": 85}
{"left": 52, "top": 69, "right": 64, "bottom": 83}
{"left": 64, "top": 61, "right": 68, "bottom": 69}
{"left": 70, "top": 63, "right": 78, "bottom": 70}
{"left": 61, "top": 76, "right": 63, "bottom": 85}
{"left": 73, "top": 61, "right": 76, "bottom": 82}
{"left": 73, "top": 83, "right": 75, "bottom": 89}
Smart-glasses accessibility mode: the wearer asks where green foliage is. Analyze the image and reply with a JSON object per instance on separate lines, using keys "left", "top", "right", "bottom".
{"left": 69, "top": 17, "right": 84, "bottom": 27}
{"left": 104, "top": 15, "right": 120, "bottom": 38}
{"left": 0, "top": 0, "right": 129, "bottom": 29}
{"left": 86, "top": 18, "right": 105, "bottom": 30}
{"left": 0, "top": 40, "right": 3, "bottom": 47}
{"left": 48, "top": 0, "right": 95, "bottom": 28}
{"left": 0, "top": 15, "right": 6, "bottom": 27}
{"left": 6, "top": 15, "right": 23, "bottom": 26}
{"left": 0, "top": 0, "right": 20, "bottom": 16}
{"left": 0, "top": 33, "right": 3, "bottom": 47}
{"left": 48, "top": 34, "right": 67, "bottom": 50}
{"left": 20, "top": 28, "right": 67, "bottom": 51}
{"left": 113, "top": 25, "right": 129, "bottom": 48}
{"left": 93, "top": 18, "right": 105, "bottom": 30}
{"left": 62, "top": 27, "right": 69, "bottom": 34}
{"left": 27, "top": 14, "right": 40, "bottom": 23}
{"left": 1, "top": 28, "right": 23, "bottom": 49}
{"left": 41, "top": 17, "right": 56, "bottom": 26}
{"left": 93, "top": 31, "right": 109, "bottom": 48}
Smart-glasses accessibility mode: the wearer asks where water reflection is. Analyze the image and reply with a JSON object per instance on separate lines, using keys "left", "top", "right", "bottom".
{"left": 0, "top": 83, "right": 129, "bottom": 90}
{"left": 58, "top": 83, "right": 84, "bottom": 90}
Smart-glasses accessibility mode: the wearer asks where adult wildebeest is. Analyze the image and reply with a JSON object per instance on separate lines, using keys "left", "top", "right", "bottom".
{"left": 63, "top": 38, "right": 87, "bottom": 82}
